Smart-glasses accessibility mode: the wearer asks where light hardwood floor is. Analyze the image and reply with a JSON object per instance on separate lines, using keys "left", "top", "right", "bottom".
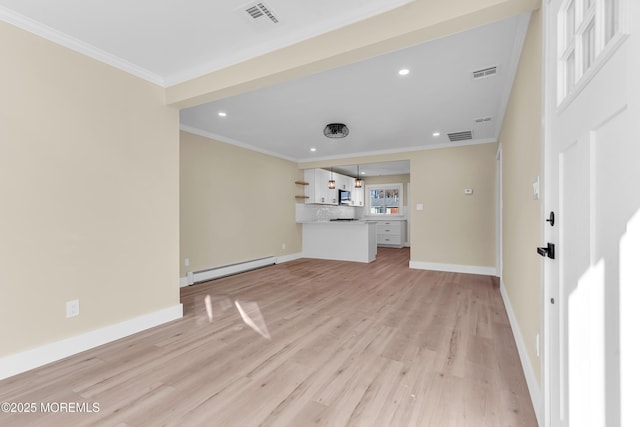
{"left": 0, "top": 248, "right": 537, "bottom": 426}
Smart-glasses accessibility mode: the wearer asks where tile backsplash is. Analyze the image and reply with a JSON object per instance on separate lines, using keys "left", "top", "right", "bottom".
{"left": 296, "top": 204, "right": 364, "bottom": 222}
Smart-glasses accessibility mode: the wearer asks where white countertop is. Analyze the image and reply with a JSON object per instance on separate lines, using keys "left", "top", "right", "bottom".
{"left": 298, "top": 218, "right": 406, "bottom": 224}
{"left": 297, "top": 220, "right": 376, "bottom": 224}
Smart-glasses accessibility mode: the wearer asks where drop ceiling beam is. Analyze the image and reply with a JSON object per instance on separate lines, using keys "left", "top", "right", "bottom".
{"left": 165, "top": 0, "right": 540, "bottom": 110}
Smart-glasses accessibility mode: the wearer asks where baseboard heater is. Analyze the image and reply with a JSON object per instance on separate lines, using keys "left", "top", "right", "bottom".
{"left": 187, "top": 256, "right": 276, "bottom": 285}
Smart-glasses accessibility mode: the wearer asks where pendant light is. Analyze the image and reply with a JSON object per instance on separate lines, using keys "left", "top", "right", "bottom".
{"left": 328, "top": 168, "right": 336, "bottom": 189}
{"left": 355, "top": 165, "right": 363, "bottom": 188}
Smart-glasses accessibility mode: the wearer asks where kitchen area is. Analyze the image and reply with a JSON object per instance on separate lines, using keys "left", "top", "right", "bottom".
{"left": 295, "top": 162, "right": 409, "bottom": 263}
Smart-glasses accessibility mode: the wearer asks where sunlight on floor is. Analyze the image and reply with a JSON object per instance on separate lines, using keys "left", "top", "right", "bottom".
{"left": 235, "top": 300, "right": 271, "bottom": 340}
{"left": 620, "top": 209, "right": 640, "bottom": 426}
{"left": 204, "top": 294, "right": 213, "bottom": 322}
{"left": 568, "top": 258, "right": 605, "bottom": 426}
{"left": 195, "top": 294, "right": 233, "bottom": 325}
{"left": 197, "top": 294, "right": 271, "bottom": 339}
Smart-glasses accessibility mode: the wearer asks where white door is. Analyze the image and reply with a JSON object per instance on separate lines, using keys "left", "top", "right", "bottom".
{"left": 544, "top": 0, "right": 639, "bottom": 426}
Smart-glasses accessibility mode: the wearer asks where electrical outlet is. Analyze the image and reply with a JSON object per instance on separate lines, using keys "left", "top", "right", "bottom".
{"left": 184, "top": 258, "right": 190, "bottom": 267}
{"left": 66, "top": 300, "right": 79, "bottom": 318}
{"left": 281, "top": 243, "right": 286, "bottom": 249}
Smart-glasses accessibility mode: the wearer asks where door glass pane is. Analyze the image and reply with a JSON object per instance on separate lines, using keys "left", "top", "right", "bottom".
{"left": 566, "top": 50, "right": 576, "bottom": 95}
{"left": 579, "top": 0, "right": 593, "bottom": 26}
{"left": 604, "top": 0, "right": 619, "bottom": 44}
{"left": 583, "top": 20, "right": 596, "bottom": 72}
{"left": 566, "top": 0, "right": 576, "bottom": 46}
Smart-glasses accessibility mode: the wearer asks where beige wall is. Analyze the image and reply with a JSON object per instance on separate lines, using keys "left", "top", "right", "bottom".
{"left": 498, "top": 10, "right": 542, "bottom": 383}
{"left": 180, "top": 131, "right": 302, "bottom": 277}
{"left": 410, "top": 143, "right": 497, "bottom": 268}
{"left": 0, "top": 21, "right": 180, "bottom": 356}
{"left": 301, "top": 142, "right": 497, "bottom": 269}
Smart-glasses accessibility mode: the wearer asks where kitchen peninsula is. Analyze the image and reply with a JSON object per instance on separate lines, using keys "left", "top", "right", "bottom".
{"left": 301, "top": 219, "right": 377, "bottom": 263}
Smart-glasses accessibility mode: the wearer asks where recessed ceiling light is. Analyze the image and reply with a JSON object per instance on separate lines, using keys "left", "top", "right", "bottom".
{"left": 310, "top": 147, "right": 317, "bottom": 152}
{"left": 432, "top": 131, "right": 441, "bottom": 137}
{"left": 218, "top": 112, "right": 227, "bottom": 117}
{"left": 398, "top": 68, "right": 410, "bottom": 76}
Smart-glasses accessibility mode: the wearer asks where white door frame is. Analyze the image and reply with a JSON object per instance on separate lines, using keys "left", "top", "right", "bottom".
{"left": 496, "top": 145, "right": 503, "bottom": 278}
{"left": 406, "top": 181, "right": 411, "bottom": 247}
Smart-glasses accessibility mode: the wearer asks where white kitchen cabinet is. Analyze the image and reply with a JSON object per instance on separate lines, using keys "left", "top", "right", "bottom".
{"left": 376, "top": 220, "right": 406, "bottom": 248}
{"left": 335, "top": 174, "right": 353, "bottom": 191}
{"left": 304, "top": 168, "right": 338, "bottom": 205}
{"left": 352, "top": 186, "right": 364, "bottom": 206}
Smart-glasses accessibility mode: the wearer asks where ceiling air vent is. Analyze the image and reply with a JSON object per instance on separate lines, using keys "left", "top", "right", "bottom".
{"left": 244, "top": 2, "right": 279, "bottom": 24}
{"left": 472, "top": 66, "right": 497, "bottom": 79}
{"left": 473, "top": 116, "right": 492, "bottom": 123}
{"left": 448, "top": 131, "right": 473, "bottom": 142}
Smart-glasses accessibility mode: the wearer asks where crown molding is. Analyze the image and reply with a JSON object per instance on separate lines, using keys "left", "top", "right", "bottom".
{"left": 296, "top": 138, "right": 498, "bottom": 164}
{"left": 0, "top": 6, "right": 166, "bottom": 87}
{"left": 180, "top": 125, "right": 298, "bottom": 163}
{"left": 181, "top": 124, "right": 496, "bottom": 165}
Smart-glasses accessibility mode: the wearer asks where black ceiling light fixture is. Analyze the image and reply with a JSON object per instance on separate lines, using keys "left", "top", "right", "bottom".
{"left": 323, "top": 123, "right": 349, "bottom": 139}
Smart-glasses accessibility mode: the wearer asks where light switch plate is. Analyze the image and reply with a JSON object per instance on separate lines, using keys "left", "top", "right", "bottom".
{"left": 416, "top": 203, "right": 424, "bottom": 211}
{"left": 533, "top": 176, "right": 540, "bottom": 200}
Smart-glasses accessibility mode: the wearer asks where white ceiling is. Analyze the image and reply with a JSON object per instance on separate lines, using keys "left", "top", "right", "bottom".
{"left": 180, "top": 13, "right": 530, "bottom": 164}
{"left": 0, "top": 0, "right": 412, "bottom": 86}
{"left": 0, "top": 1, "right": 530, "bottom": 176}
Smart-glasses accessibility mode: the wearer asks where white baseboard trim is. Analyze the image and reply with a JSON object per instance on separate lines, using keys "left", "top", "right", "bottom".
{"left": 0, "top": 304, "right": 183, "bottom": 380}
{"left": 276, "top": 252, "right": 303, "bottom": 264}
{"left": 409, "top": 261, "right": 496, "bottom": 276}
{"left": 500, "top": 279, "right": 543, "bottom": 426}
{"left": 178, "top": 253, "right": 304, "bottom": 287}
{"left": 193, "top": 256, "right": 277, "bottom": 283}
